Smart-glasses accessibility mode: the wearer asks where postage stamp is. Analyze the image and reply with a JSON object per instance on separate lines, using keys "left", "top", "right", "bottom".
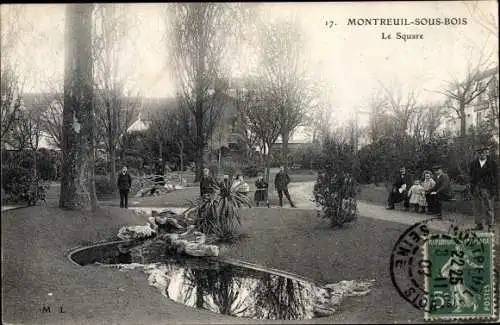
{"left": 424, "top": 231, "right": 496, "bottom": 321}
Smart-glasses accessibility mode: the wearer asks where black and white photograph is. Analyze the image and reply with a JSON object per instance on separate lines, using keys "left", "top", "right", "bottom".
{"left": 1, "top": 1, "right": 499, "bottom": 324}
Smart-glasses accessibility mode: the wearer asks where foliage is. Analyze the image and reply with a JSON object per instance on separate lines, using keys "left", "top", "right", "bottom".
{"left": 312, "top": 136, "right": 358, "bottom": 227}
{"left": 358, "top": 135, "right": 419, "bottom": 184}
{"left": 1, "top": 166, "right": 49, "bottom": 205}
{"left": 1, "top": 149, "right": 61, "bottom": 181}
{"left": 188, "top": 179, "right": 251, "bottom": 242}
{"left": 292, "top": 143, "right": 322, "bottom": 169}
{"left": 94, "top": 175, "right": 115, "bottom": 197}
{"left": 241, "top": 164, "right": 259, "bottom": 178}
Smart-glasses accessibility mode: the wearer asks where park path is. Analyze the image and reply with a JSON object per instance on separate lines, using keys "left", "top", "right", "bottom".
{"left": 290, "top": 181, "right": 478, "bottom": 232}
{"left": 15, "top": 180, "right": 480, "bottom": 233}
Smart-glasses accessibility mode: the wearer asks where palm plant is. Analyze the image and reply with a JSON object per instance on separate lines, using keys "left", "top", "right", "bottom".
{"left": 188, "top": 178, "right": 251, "bottom": 242}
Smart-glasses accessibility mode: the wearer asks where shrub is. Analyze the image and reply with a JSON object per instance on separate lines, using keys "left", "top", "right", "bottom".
{"left": 187, "top": 179, "right": 251, "bottom": 242}
{"left": 1, "top": 166, "right": 49, "bottom": 205}
{"left": 94, "top": 175, "right": 115, "bottom": 196}
{"left": 312, "top": 136, "right": 358, "bottom": 227}
{"left": 1, "top": 149, "right": 61, "bottom": 181}
{"left": 121, "top": 155, "right": 144, "bottom": 171}
{"left": 241, "top": 164, "right": 259, "bottom": 178}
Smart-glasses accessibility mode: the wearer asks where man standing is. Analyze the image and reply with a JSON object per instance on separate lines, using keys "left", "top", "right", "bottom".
{"left": 469, "top": 147, "right": 498, "bottom": 231}
{"left": 117, "top": 166, "right": 132, "bottom": 208}
{"left": 200, "top": 168, "right": 215, "bottom": 198}
{"left": 426, "top": 165, "right": 452, "bottom": 217}
{"left": 387, "top": 167, "right": 413, "bottom": 211}
{"left": 274, "top": 166, "right": 295, "bottom": 208}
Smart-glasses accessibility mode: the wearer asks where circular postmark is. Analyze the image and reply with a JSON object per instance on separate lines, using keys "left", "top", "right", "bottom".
{"left": 390, "top": 220, "right": 488, "bottom": 313}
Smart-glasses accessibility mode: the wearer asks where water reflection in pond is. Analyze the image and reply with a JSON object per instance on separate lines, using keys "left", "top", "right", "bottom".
{"left": 71, "top": 240, "right": 318, "bottom": 320}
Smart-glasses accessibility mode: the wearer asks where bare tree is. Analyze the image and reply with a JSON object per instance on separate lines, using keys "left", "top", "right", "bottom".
{"left": 437, "top": 54, "right": 495, "bottom": 137}
{"left": 92, "top": 4, "right": 139, "bottom": 187}
{"left": 0, "top": 6, "right": 28, "bottom": 148}
{"left": 259, "top": 19, "right": 316, "bottom": 172}
{"left": 238, "top": 78, "right": 281, "bottom": 184}
{"left": 166, "top": 3, "right": 234, "bottom": 181}
{"left": 408, "top": 104, "right": 446, "bottom": 142}
{"left": 378, "top": 81, "right": 419, "bottom": 137}
{"left": 60, "top": 3, "right": 98, "bottom": 210}
{"left": 166, "top": 3, "right": 260, "bottom": 181}
{"left": 464, "top": 1, "right": 498, "bottom": 37}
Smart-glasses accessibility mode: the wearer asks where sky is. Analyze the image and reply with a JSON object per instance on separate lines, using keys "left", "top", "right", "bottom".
{"left": 1, "top": 1, "right": 498, "bottom": 127}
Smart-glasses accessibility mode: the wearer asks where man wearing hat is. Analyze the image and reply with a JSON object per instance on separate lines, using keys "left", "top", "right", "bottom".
{"left": 426, "top": 165, "right": 452, "bottom": 217}
{"left": 468, "top": 147, "right": 498, "bottom": 231}
{"left": 386, "top": 166, "right": 413, "bottom": 211}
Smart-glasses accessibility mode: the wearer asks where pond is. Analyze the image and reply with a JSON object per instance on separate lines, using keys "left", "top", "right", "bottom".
{"left": 69, "top": 239, "right": 370, "bottom": 320}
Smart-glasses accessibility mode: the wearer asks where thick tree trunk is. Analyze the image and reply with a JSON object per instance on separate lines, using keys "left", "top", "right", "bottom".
{"left": 60, "top": 3, "right": 98, "bottom": 210}
{"left": 265, "top": 142, "right": 271, "bottom": 185}
{"left": 195, "top": 112, "right": 204, "bottom": 182}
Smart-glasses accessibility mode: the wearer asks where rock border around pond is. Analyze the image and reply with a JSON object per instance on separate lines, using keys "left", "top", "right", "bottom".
{"left": 117, "top": 208, "right": 220, "bottom": 257}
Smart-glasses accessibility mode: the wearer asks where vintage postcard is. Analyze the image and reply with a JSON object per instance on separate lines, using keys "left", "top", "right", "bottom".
{"left": 1, "top": 1, "right": 498, "bottom": 324}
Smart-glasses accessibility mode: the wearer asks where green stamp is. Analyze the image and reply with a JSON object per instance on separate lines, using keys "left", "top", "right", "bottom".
{"left": 424, "top": 231, "right": 496, "bottom": 321}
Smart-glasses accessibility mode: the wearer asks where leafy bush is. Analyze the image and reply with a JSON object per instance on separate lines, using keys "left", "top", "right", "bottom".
{"left": 1, "top": 149, "right": 61, "bottom": 181}
{"left": 187, "top": 179, "right": 251, "bottom": 242}
{"left": 121, "top": 155, "right": 144, "bottom": 171}
{"left": 1, "top": 166, "right": 49, "bottom": 205}
{"left": 94, "top": 175, "right": 115, "bottom": 196}
{"left": 241, "top": 164, "right": 259, "bottom": 178}
{"left": 312, "top": 136, "right": 358, "bottom": 227}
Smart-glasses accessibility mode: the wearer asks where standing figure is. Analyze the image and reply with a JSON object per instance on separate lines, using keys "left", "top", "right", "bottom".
{"left": 274, "top": 166, "right": 295, "bottom": 208}
{"left": 469, "top": 147, "right": 498, "bottom": 231}
{"left": 254, "top": 172, "right": 269, "bottom": 208}
{"left": 420, "top": 170, "right": 436, "bottom": 213}
{"left": 426, "top": 165, "right": 452, "bottom": 217}
{"left": 386, "top": 167, "right": 413, "bottom": 211}
{"left": 200, "top": 168, "right": 215, "bottom": 198}
{"left": 117, "top": 166, "right": 132, "bottom": 208}
{"left": 408, "top": 179, "right": 424, "bottom": 212}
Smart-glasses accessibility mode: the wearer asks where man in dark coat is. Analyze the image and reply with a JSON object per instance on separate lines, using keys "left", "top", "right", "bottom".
{"left": 469, "top": 147, "right": 498, "bottom": 231}
{"left": 200, "top": 168, "right": 215, "bottom": 198}
{"left": 426, "top": 165, "right": 452, "bottom": 217}
{"left": 386, "top": 167, "right": 413, "bottom": 211}
{"left": 254, "top": 172, "right": 269, "bottom": 207}
{"left": 117, "top": 166, "right": 132, "bottom": 208}
{"left": 274, "top": 166, "right": 295, "bottom": 208}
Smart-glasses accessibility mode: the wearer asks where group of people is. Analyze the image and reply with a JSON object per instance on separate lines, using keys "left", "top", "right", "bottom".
{"left": 386, "top": 147, "right": 497, "bottom": 231}
{"left": 199, "top": 166, "right": 296, "bottom": 208}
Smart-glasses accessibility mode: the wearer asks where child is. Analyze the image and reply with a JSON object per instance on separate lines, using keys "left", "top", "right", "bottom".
{"left": 420, "top": 170, "right": 436, "bottom": 213}
{"left": 408, "top": 179, "right": 424, "bottom": 212}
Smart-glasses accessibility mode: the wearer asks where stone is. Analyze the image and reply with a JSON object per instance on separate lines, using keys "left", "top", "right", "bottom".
{"left": 117, "top": 224, "right": 157, "bottom": 240}
{"left": 184, "top": 243, "right": 220, "bottom": 257}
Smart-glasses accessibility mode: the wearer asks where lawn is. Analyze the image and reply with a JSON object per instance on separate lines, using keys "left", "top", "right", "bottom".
{"left": 2, "top": 201, "right": 426, "bottom": 324}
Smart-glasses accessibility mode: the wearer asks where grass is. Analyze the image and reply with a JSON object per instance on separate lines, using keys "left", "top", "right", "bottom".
{"left": 2, "top": 200, "right": 427, "bottom": 323}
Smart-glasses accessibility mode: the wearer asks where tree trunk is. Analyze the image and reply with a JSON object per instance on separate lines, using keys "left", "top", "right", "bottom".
{"left": 459, "top": 102, "right": 467, "bottom": 137}
{"left": 264, "top": 142, "right": 271, "bottom": 185}
{"left": 195, "top": 112, "right": 204, "bottom": 182}
{"left": 60, "top": 3, "right": 98, "bottom": 210}
{"left": 178, "top": 140, "right": 184, "bottom": 184}
{"left": 110, "top": 148, "right": 117, "bottom": 190}
{"left": 281, "top": 131, "right": 289, "bottom": 173}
